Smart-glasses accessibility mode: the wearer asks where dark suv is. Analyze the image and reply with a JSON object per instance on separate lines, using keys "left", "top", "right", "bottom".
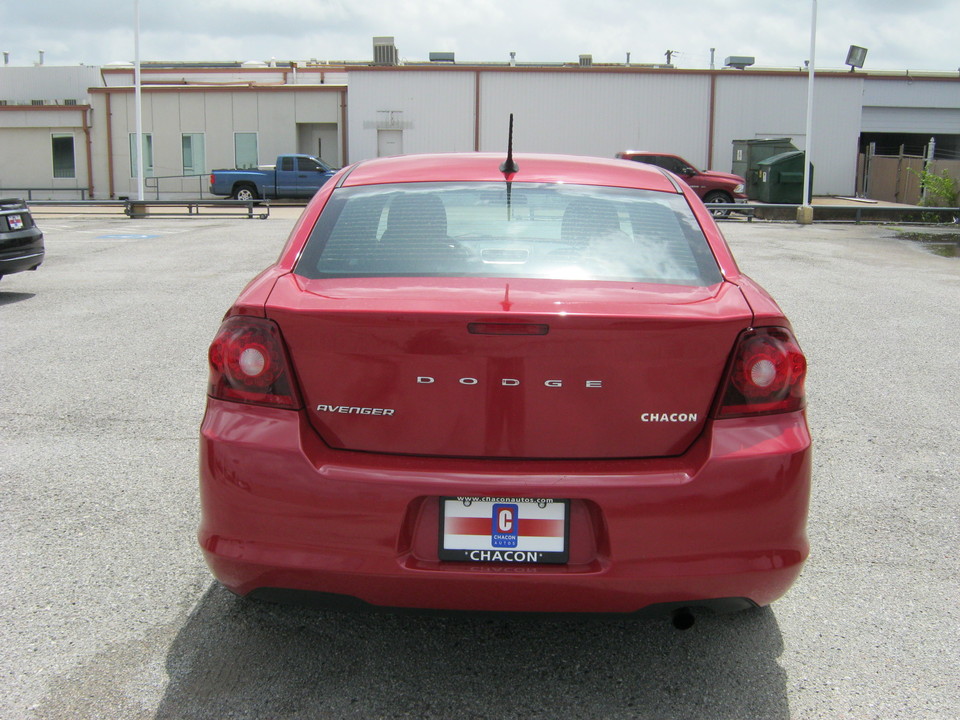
{"left": 0, "top": 199, "right": 44, "bottom": 282}
{"left": 616, "top": 152, "right": 747, "bottom": 208}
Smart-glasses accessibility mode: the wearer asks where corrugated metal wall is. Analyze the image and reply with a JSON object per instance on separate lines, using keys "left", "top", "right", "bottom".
{"left": 0, "top": 66, "right": 100, "bottom": 103}
{"left": 348, "top": 68, "right": 867, "bottom": 194}
{"left": 348, "top": 71, "right": 477, "bottom": 160}
{"left": 477, "top": 71, "right": 711, "bottom": 164}
{"left": 713, "top": 74, "right": 864, "bottom": 195}
{"left": 4, "top": 64, "right": 958, "bottom": 199}
{"left": 861, "top": 107, "right": 960, "bottom": 134}
{"left": 862, "top": 78, "right": 960, "bottom": 110}
{"left": 349, "top": 69, "right": 713, "bottom": 168}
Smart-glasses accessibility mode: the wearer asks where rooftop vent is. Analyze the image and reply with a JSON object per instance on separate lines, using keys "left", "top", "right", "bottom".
{"left": 725, "top": 56, "right": 755, "bottom": 70}
{"left": 373, "top": 36, "right": 399, "bottom": 66}
{"left": 429, "top": 52, "right": 455, "bottom": 63}
{"left": 579, "top": 54, "right": 593, "bottom": 67}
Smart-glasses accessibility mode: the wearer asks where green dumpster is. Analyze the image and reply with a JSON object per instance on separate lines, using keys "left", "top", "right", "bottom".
{"left": 756, "top": 151, "right": 813, "bottom": 204}
{"left": 732, "top": 138, "right": 798, "bottom": 199}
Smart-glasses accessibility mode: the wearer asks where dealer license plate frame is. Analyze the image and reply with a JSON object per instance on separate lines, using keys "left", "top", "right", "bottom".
{"left": 439, "top": 496, "right": 570, "bottom": 564}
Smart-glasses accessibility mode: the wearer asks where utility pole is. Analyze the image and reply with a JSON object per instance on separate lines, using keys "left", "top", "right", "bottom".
{"left": 134, "top": 0, "right": 144, "bottom": 201}
{"left": 798, "top": 0, "right": 817, "bottom": 224}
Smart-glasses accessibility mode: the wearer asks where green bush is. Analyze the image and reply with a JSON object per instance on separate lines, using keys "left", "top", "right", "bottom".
{"left": 912, "top": 168, "right": 959, "bottom": 208}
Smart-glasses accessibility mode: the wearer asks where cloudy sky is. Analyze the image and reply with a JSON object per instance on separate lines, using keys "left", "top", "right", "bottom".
{"left": 4, "top": 0, "right": 959, "bottom": 72}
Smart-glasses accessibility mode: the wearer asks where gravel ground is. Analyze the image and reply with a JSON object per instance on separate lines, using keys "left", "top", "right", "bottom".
{"left": 1, "top": 213, "right": 957, "bottom": 719}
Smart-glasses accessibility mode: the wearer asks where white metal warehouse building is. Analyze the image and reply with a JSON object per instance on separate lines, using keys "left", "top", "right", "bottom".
{"left": 1, "top": 50, "right": 958, "bottom": 201}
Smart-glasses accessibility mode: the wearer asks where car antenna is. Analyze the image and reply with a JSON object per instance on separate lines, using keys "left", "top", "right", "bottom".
{"left": 500, "top": 114, "right": 518, "bottom": 220}
{"left": 500, "top": 113, "right": 519, "bottom": 174}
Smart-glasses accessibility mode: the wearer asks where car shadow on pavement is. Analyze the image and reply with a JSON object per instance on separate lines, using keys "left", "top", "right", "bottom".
{"left": 155, "top": 583, "right": 790, "bottom": 719}
{"left": 0, "top": 290, "right": 36, "bottom": 306}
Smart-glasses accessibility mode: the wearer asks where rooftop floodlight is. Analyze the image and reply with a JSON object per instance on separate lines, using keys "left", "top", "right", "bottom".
{"left": 845, "top": 45, "right": 867, "bottom": 72}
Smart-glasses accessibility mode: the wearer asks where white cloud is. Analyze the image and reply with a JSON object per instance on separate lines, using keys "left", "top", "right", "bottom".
{"left": 5, "top": 0, "right": 958, "bottom": 71}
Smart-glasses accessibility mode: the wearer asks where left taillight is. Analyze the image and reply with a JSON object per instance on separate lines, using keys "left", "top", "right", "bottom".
{"left": 207, "top": 316, "right": 301, "bottom": 409}
{"left": 716, "top": 326, "right": 807, "bottom": 418}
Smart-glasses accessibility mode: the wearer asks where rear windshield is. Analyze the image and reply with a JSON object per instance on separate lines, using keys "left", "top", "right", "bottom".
{"left": 295, "top": 182, "right": 721, "bottom": 286}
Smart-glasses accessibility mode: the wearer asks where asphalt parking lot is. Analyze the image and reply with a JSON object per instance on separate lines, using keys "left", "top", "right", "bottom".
{"left": 2, "top": 211, "right": 958, "bottom": 719}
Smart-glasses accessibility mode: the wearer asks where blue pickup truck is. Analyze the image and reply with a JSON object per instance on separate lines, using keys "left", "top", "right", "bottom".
{"left": 209, "top": 154, "right": 336, "bottom": 200}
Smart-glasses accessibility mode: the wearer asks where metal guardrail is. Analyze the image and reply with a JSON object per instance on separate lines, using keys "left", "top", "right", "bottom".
{"left": 124, "top": 199, "right": 270, "bottom": 219}
{"left": 21, "top": 199, "right": 958, "bottom": 224}
{"left": 708, "top": 203, "right": 959, "bottom": 224}
{"left": 25, "top": 199, "right": 270, "bottom": 219}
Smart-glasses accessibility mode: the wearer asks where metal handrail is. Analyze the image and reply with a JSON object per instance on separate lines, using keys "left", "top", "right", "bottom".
{"left": 143, "top": 173, "right": 209, "bottom": 200}
{"left": 1, "top": 187, "right": 90, "bottom": 200}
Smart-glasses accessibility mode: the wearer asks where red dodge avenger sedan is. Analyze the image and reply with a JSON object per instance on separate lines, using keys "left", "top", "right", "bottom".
{"left": 199, "top": 152, "right": 810, "bottom": 625}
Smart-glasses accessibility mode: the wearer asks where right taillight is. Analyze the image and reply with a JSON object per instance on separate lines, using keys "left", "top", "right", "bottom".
{"left": 207, "top": 316, "right": 301, "bottom": 409}
{"left": 716, "top": 327, "right": 807, "bottom": 418}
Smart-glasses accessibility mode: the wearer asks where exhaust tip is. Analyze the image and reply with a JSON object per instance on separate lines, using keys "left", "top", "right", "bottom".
{"left": 671, "top": 608, "right": 696, "bottom": 630}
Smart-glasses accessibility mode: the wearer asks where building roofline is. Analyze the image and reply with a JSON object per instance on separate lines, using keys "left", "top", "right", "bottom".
{"left": 0, "top": 104, "right": 92, "bottom": 111}
{"left": 89, "top": 84, "right": 345, "bottom": 94}
{"left": 17, "top": 60, "right": 959, "bottom": 82}
{"left": 343, "top": 63, "right": 960, "bottom": 80}
{"left": 100, "top": 64, "right": 349, "bottom": 73}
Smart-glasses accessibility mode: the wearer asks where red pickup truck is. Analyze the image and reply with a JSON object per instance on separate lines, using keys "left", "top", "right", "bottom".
{"left": 616, "top": 151, "right": 747, "bottom": 209}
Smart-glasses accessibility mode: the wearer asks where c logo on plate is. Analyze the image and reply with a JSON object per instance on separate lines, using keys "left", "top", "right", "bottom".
{"left": 491, "top": 504, "right": 519, "bottom": 548}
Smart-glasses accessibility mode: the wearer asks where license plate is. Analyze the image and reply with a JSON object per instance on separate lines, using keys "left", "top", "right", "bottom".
{"left": 7, "top": 214, "right": 23, "bottom": 230}
{"left": 439, "top": 496, "right": 569, "bottom": 564}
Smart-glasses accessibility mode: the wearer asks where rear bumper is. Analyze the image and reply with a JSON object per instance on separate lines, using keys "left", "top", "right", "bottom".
{"left": 199, "top": 400, "right": 811, "bottom": 613}
{"left": 0, "top": 229, "right": 44, "bottom": 275}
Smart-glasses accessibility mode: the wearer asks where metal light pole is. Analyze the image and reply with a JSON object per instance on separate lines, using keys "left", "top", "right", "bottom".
{"left": 798, "top": 0, "right": 817, "bottom": 224}
{"left": 134, "top": 0, "right": 144, "bottom": 201}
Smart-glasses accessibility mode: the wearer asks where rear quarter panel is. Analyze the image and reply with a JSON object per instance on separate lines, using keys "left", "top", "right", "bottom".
{"left": 731, "top": 275, "right": 792, "bottom": 328}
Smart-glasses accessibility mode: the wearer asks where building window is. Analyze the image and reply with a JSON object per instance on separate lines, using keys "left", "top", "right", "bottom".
{"left": 129, "top": 133, "right": 154, "bottom": 176}
{"left": 234, "top": 133, "right": 258, "bottom": 169}
{"left": 52, "top": 134, "right": 76, "bottom": 179}
{"left": 182, "top": 133, "right": 205, "bottom": 175}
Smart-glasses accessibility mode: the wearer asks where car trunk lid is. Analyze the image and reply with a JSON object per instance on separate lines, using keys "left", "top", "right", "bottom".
{"left": 266, "top": 274, "right": 752, "bottom": 459}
